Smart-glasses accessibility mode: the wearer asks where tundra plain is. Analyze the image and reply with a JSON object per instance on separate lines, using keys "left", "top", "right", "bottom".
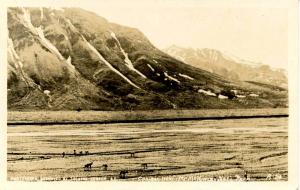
{"left": 7, "top": 110, "right": 288, "bottom": 181}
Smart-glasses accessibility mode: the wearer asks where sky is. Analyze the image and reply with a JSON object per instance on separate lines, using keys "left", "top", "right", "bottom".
{"left": 79, "top": 0, "right": 288, "bottom": 69}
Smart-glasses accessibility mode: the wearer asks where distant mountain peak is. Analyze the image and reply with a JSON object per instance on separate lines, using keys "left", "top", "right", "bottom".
{"left": 163, "top": 45, "right": 287, "bottom": 88}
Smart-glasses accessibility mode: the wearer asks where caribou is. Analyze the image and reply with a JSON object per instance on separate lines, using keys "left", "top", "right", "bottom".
{"left": 141, "top": 163, "right": 148, "bottom": 170}
{"left": 130, "top": 152, "right": 135, "bottom": 158}
{"left": 102, "top": 164, "right": 108, "bottom": 171}
{"left": 119, "top": 170, "right": 129, "bottom": 179}
{"left": 84, "top": 161, "right": 93, "bottom": 171}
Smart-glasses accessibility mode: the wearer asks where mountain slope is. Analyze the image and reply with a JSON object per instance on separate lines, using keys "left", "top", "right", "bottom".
{"left": 7, "top": 7, "right": 288, "bottom": 110}
{"left": 164, "top": 45, "right": 287, "bottom": 88}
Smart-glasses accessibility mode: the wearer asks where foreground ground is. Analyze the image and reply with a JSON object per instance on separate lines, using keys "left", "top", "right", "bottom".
{"left": 7, "top": 117, "right": 287, "bottom": 181}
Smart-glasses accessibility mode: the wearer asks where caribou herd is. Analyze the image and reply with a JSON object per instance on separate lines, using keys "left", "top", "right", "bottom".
{"left": 58, "top": 150, "right": 150, "bottom": 179}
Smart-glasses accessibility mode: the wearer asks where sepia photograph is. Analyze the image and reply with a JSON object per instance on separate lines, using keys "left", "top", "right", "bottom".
{"left": 1, "top": 0, "right": 299, "bottom": 189}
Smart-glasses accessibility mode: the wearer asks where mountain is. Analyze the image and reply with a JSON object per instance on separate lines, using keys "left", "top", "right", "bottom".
{"left": 7, "top": 7, "right": 288, "bottom": 110}
{"left": 164, "top": 45, "right": 287, "bottom": 88}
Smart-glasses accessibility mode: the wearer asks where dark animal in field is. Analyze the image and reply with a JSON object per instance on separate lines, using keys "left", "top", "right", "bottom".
{"left": 62, "top": 152, "right": 65, "bottom": 158}
{"left": 119, "top": 170, "right": 128, "bottom": 179}
{"left": 40, "top": 156, "right": 50, "bottom": 160}
{"left": 79, "top": 151, "right": 83, "bottom": 155}
{"left": 102, "top": 164, "right": 108, "bottom": 171}
{"left": 76, "top": 108, "right": 82, "bottom": 112}
{"left": 85, "top": 151, "right": 89, "bottom": 155}
{"left": 244, "top": 171, "right": 248, "bottom": 181}
{"left": 130, "top": 152, "right": 135, "bottom": 158}
{"left": 141, "top": 163, "right": 148, "bottom": 170}
{"left": 73, "top": 150, "right": 77, "bottom": 156}
{"left": 84, "top": 161, "right": 93, "bottom": 171}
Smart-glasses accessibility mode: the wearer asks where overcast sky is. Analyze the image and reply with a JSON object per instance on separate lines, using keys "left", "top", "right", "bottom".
{"left": 79, "top": 1, "right": 288, "bottom": 69}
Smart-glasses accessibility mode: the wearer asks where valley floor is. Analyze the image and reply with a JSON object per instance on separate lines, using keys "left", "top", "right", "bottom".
{"left": 7, "top": 110, "right": 288, "bottom": 181}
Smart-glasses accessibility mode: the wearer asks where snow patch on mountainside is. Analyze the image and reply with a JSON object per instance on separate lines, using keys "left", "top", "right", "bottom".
{"left": 43, "top": 90, "right": 52, "bottom": 108}
{"left": 92, "top": 68, "right": 105, "bottom": 80}
{"left": 171, "top": 103, "right": 177, "bottom": 109}
{"left": 21, "top": 8, "right": 38, "bottom": 35}
{"left": 66, "top": 19, "right": 77, "bottom": 32}
{"left": 147, "top": 64, "right": 155, "bottom": 72}
{"left": 218, "top": 94, "right": 228, "bottom": 99}
{"left": 36, "top": 26, "right": 65, "bottom": 60}
{"left": 174, "top": 55, "right": 185, "bottom": 62}
{"left": 198, "top": 89, "right": 216, "bottom": 96}
{"left": 21, "top": 8, "right": 76, "bottom": 71}
{"left": 230, "top": 89, "right": 238, "bottom": 95}
{"left": 8, "top": 38, "right": 23, "bottom": 69}
{"left": 249, "top": 93, "right": 259, "bottom": 97}
{"left": 222, "top": 51, "right": 262, "bottom": 68}
{"left": 64, "top": 35, "right": 69, "bottom": 41}
{"left": 200, "top": 50, "right": 207, "bottom": 58}
{"left": 164, "top": 72, "right": 180, "bottom": 83}
{"left": 178, "top": 73, "right": 194, "bottom": 80}
{"left": 64, "top": 19, "right": 140, "bottom": 88}
{"left": 8, "top": 37, "right": 35, "bottom": 88}
{"left": 110, "top": 31, "right": 147, "bottom": 79}
{"left": 66, "top": 56, "right": 75, "bottom": 69}
{"left": 50, "top": 7, "right": 65, "bottom": 12}
{"left": 81, "top": 34, "right": 141, "bottom": 89}
{"left": 237, "top": 95, "right": 246, "bottom": 98}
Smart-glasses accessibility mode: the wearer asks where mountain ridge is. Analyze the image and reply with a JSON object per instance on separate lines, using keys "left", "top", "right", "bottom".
{"left": 163, "top": 45, "right": 287, "bottom": 88}
{"left": 7, "top": 7, "right": 288, "bottom": 110}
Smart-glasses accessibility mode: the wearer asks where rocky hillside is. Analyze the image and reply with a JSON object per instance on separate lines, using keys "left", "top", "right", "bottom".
{"left": 164, "top": 45, "right": 287, "bottom": 88}
{"left": 7, "top": 7, "right": 288, "bottom": 110}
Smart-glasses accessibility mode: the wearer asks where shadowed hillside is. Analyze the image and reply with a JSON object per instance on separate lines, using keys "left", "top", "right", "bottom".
{"left": 7, "top": 7, "right": 288, "bottom": 110}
